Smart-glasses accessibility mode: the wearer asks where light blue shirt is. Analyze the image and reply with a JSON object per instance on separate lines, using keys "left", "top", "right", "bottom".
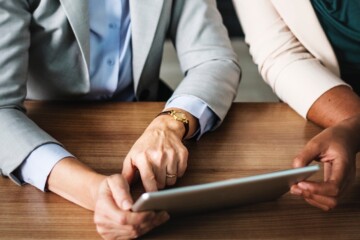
{"left": 87, "top": 0, "right": 134, "bottom": 100}
{"left": 16, "top": 0, "right": 216, "bottom": 191}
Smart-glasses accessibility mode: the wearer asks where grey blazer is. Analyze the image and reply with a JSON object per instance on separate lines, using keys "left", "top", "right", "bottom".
{"left": 0, "top": 0, "right": 240, "bottom": 182}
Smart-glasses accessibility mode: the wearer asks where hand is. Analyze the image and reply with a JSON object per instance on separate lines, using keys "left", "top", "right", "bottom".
{"left": 47, "top": 158, "right": 169, "bottom": 239}
{"left": 290, "top": 115, "right": 360, "bottom": 211}
{"left": 122, "top": 112, "right": 191, "bottom": 192}
{"left": 94, "top": 174, "right": 170, "bottom": 239}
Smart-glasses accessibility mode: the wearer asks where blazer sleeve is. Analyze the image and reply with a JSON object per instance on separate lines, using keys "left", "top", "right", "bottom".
{"left": 168, "top": 0, "right": 241, "bottom": 126}
{"left": 233, "top": 0, "right": 348, "bottom": 118}
{"left": 0, "top": 1, "right": 60, "bottom": 181}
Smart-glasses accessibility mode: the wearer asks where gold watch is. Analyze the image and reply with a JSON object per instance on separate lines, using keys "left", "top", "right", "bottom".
{"left": 157, "top": 110, "right": 189, "bottom": 139}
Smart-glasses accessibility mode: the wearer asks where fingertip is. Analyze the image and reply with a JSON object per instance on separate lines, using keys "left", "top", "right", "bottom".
{"left": 293, "top": 143, "right": 321, "bottom": 168}
{"left": 304, "top": 198, "right": 331, "bottom": 212}
{"left": 177, "top": 168, "right": 186, "bottom": 178}
{"left": 142, "top": 175, "right": 158, "bottom": 192}
{"left": 177, "top": 159, "right": 188, "bottom": 178}
{"left": 293, "top": 157, "right": 305, "bottom": 168}
{"left": 122, "top": 199, "right": 133, "bottom": 211}
{"left": 145, "top": 184, "right": 158, "bottom": 192}
{"left": 298, "top": 181, "right": 310, "bottom": 190}
{"left": 157, "top": 180, "right": 166, "bottom": 190}
{"left": 290, "top": 185, "right": 302, "bottom": 195}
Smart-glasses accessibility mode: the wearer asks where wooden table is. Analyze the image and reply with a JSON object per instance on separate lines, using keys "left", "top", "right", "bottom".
{"left": 1, "top": 102, "right": 359, "bottom": 239}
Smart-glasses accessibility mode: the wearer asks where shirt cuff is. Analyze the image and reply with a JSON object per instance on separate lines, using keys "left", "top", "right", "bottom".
{"left": 14, "top": 144, "right": 74, "bottom": 192}
{"left": 165, "top": 95, "right": 217, "bottom": 139}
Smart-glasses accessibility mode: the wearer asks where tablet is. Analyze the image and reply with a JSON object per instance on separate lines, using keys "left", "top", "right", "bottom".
{"left": 131, "top": 165, "right": 319, "bottom": 214}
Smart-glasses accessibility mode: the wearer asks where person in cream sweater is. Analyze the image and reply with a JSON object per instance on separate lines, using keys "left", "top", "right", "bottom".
{"left": 233, "top": 0, "right": 360, "bottom": 211}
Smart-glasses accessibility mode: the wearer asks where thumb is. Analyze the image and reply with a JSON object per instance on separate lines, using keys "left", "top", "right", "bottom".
{"left": 293, "top": 142, "right": 321, "bottom": 168}
{"left": 107, "top": 174, "right": 134, "bottom": 211}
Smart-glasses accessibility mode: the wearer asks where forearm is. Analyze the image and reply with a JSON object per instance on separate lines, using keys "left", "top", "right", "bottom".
{"left": 307, "top": 85, "right": 360, "bottom": 128}
{"left": 47, "top": 157, "right": 106, "bottom": 210}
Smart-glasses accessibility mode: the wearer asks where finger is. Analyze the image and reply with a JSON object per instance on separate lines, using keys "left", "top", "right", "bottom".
{"left": 324, "top": 162, "right": 332, "bottom": 182}
{"left": 97, "top": 222, "right": 136, "bottom": 234}
{"left": 328, "top": 157, "right": 347, "bottom": 188}
{"left": 304, "top": 197, "right": 333, "bottom": 211}
{"left": 97, "top": 208, "right": 156, "bottom": 233}
{"left": 290, "top": 184, "right": 302, "bottom": 196}
{"left": 152, "top": 152, "right": 167, "bottom": 190}
{"left": 290, "top": 185, "right": 337, "bottom": 211}
{"left": 166, "top": 157, "right": 178, "bottom": 186}
{"left": 293, "top": 142, "right": 321, "bottom": 168}
{"left": 135, "top": 155, "right": 158, "bottom": 192}
{"left": 340, "top": 166, "right": 356, "bottom": 193}
{"left": 96, "top": 178, "right": 134, "bottom": 224}
{"left": 95, "top": 182, "right": 158, "bottom": 239}
{"left": 153, "top": 211, "right": 170, "bottom": 227}
{"left": 135, "top": 211, "right": 170, "bottom": 237}
{"left": 297, "top": 181, "right": 339, "bottom": 197}
{"left": 127, "top": 211, "right": 157, "bottom": 225}
{"left": 126, "top": 211, "right": 163, "bottom": 238}
{"left": 115, "top": 212, "right": 157, "bottom": 233}
{"left": 94, "top": 197, "right": 129, "bottom": 228}
{"left": 95, "top": 215, "right": 138, "bottom": 235}
{"left": 122, "top": 155, "right": 137, "bottom": 185}
{"left": 104, "top": 227, "right": 139, "bottom": 240}
{"left": 176, "top": 146, "right": 188, "bottom": 178}
{"left": 107, "top": 175, "right": 133, "bottom": 210}
{"left": 304, "top": 193, "right": 337, "bottom": 210}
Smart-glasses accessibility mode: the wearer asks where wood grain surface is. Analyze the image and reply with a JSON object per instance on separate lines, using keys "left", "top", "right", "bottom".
{"left": 0, "top": 102, "right": 359, "bottom": 239}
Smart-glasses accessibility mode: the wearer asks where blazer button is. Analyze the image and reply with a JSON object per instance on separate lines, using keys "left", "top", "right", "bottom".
{"left": 140, "top": 89, "right": 150, "bottom": 100}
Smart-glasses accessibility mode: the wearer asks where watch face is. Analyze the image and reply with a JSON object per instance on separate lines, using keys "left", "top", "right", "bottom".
{"left": 171, "top": 111, "right": 189, "bottom": 123}
{"left": 173, "top": 112, "right": 186, "bottom": 120}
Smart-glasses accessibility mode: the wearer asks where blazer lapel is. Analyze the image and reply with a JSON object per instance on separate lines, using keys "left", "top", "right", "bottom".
{"left": 59, "top": 0, "right": 90, "bottom": 77}
{"left": 130, "top": 0, "right": 165, "bottom": 88}
{"left": 271, "top": 0, "right": 340, "bottom": 76}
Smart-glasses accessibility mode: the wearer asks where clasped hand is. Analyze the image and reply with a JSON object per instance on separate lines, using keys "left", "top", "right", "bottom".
{"left": 94, "top": 174, "right": 169, "bottom": 239}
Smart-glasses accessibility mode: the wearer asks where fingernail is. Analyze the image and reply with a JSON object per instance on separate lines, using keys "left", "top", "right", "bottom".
{"left": 122, "top": 200, "right": 133, "bottom": 210}
{"left": 291, "top": 188, "right": 302, "bottom": 195}
{"left": 298, "top": 182, "right": 309, "bottom": 190}
{"left": 292, "top": 158, "right": 302, "bottom": 168}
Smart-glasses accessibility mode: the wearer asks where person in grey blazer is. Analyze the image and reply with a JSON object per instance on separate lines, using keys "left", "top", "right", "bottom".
{"left": 0, "top": 0, "right": 240, "bottom": 238}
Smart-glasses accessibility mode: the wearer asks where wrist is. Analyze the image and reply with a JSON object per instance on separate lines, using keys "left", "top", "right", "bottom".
{"left": 88, "top": 174, "right": 107, "bottom": 209}
{"left": 156, "top": 110, "right": 189, "bottom": 139}
{"left": 150, "top": 114, "right": 186, "bottom": 139}
{"left": 156, "top": 108, "right": 199, "bottom": 140}
{"left": 48, "top": 157, "right": 106, "bottom": 211}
